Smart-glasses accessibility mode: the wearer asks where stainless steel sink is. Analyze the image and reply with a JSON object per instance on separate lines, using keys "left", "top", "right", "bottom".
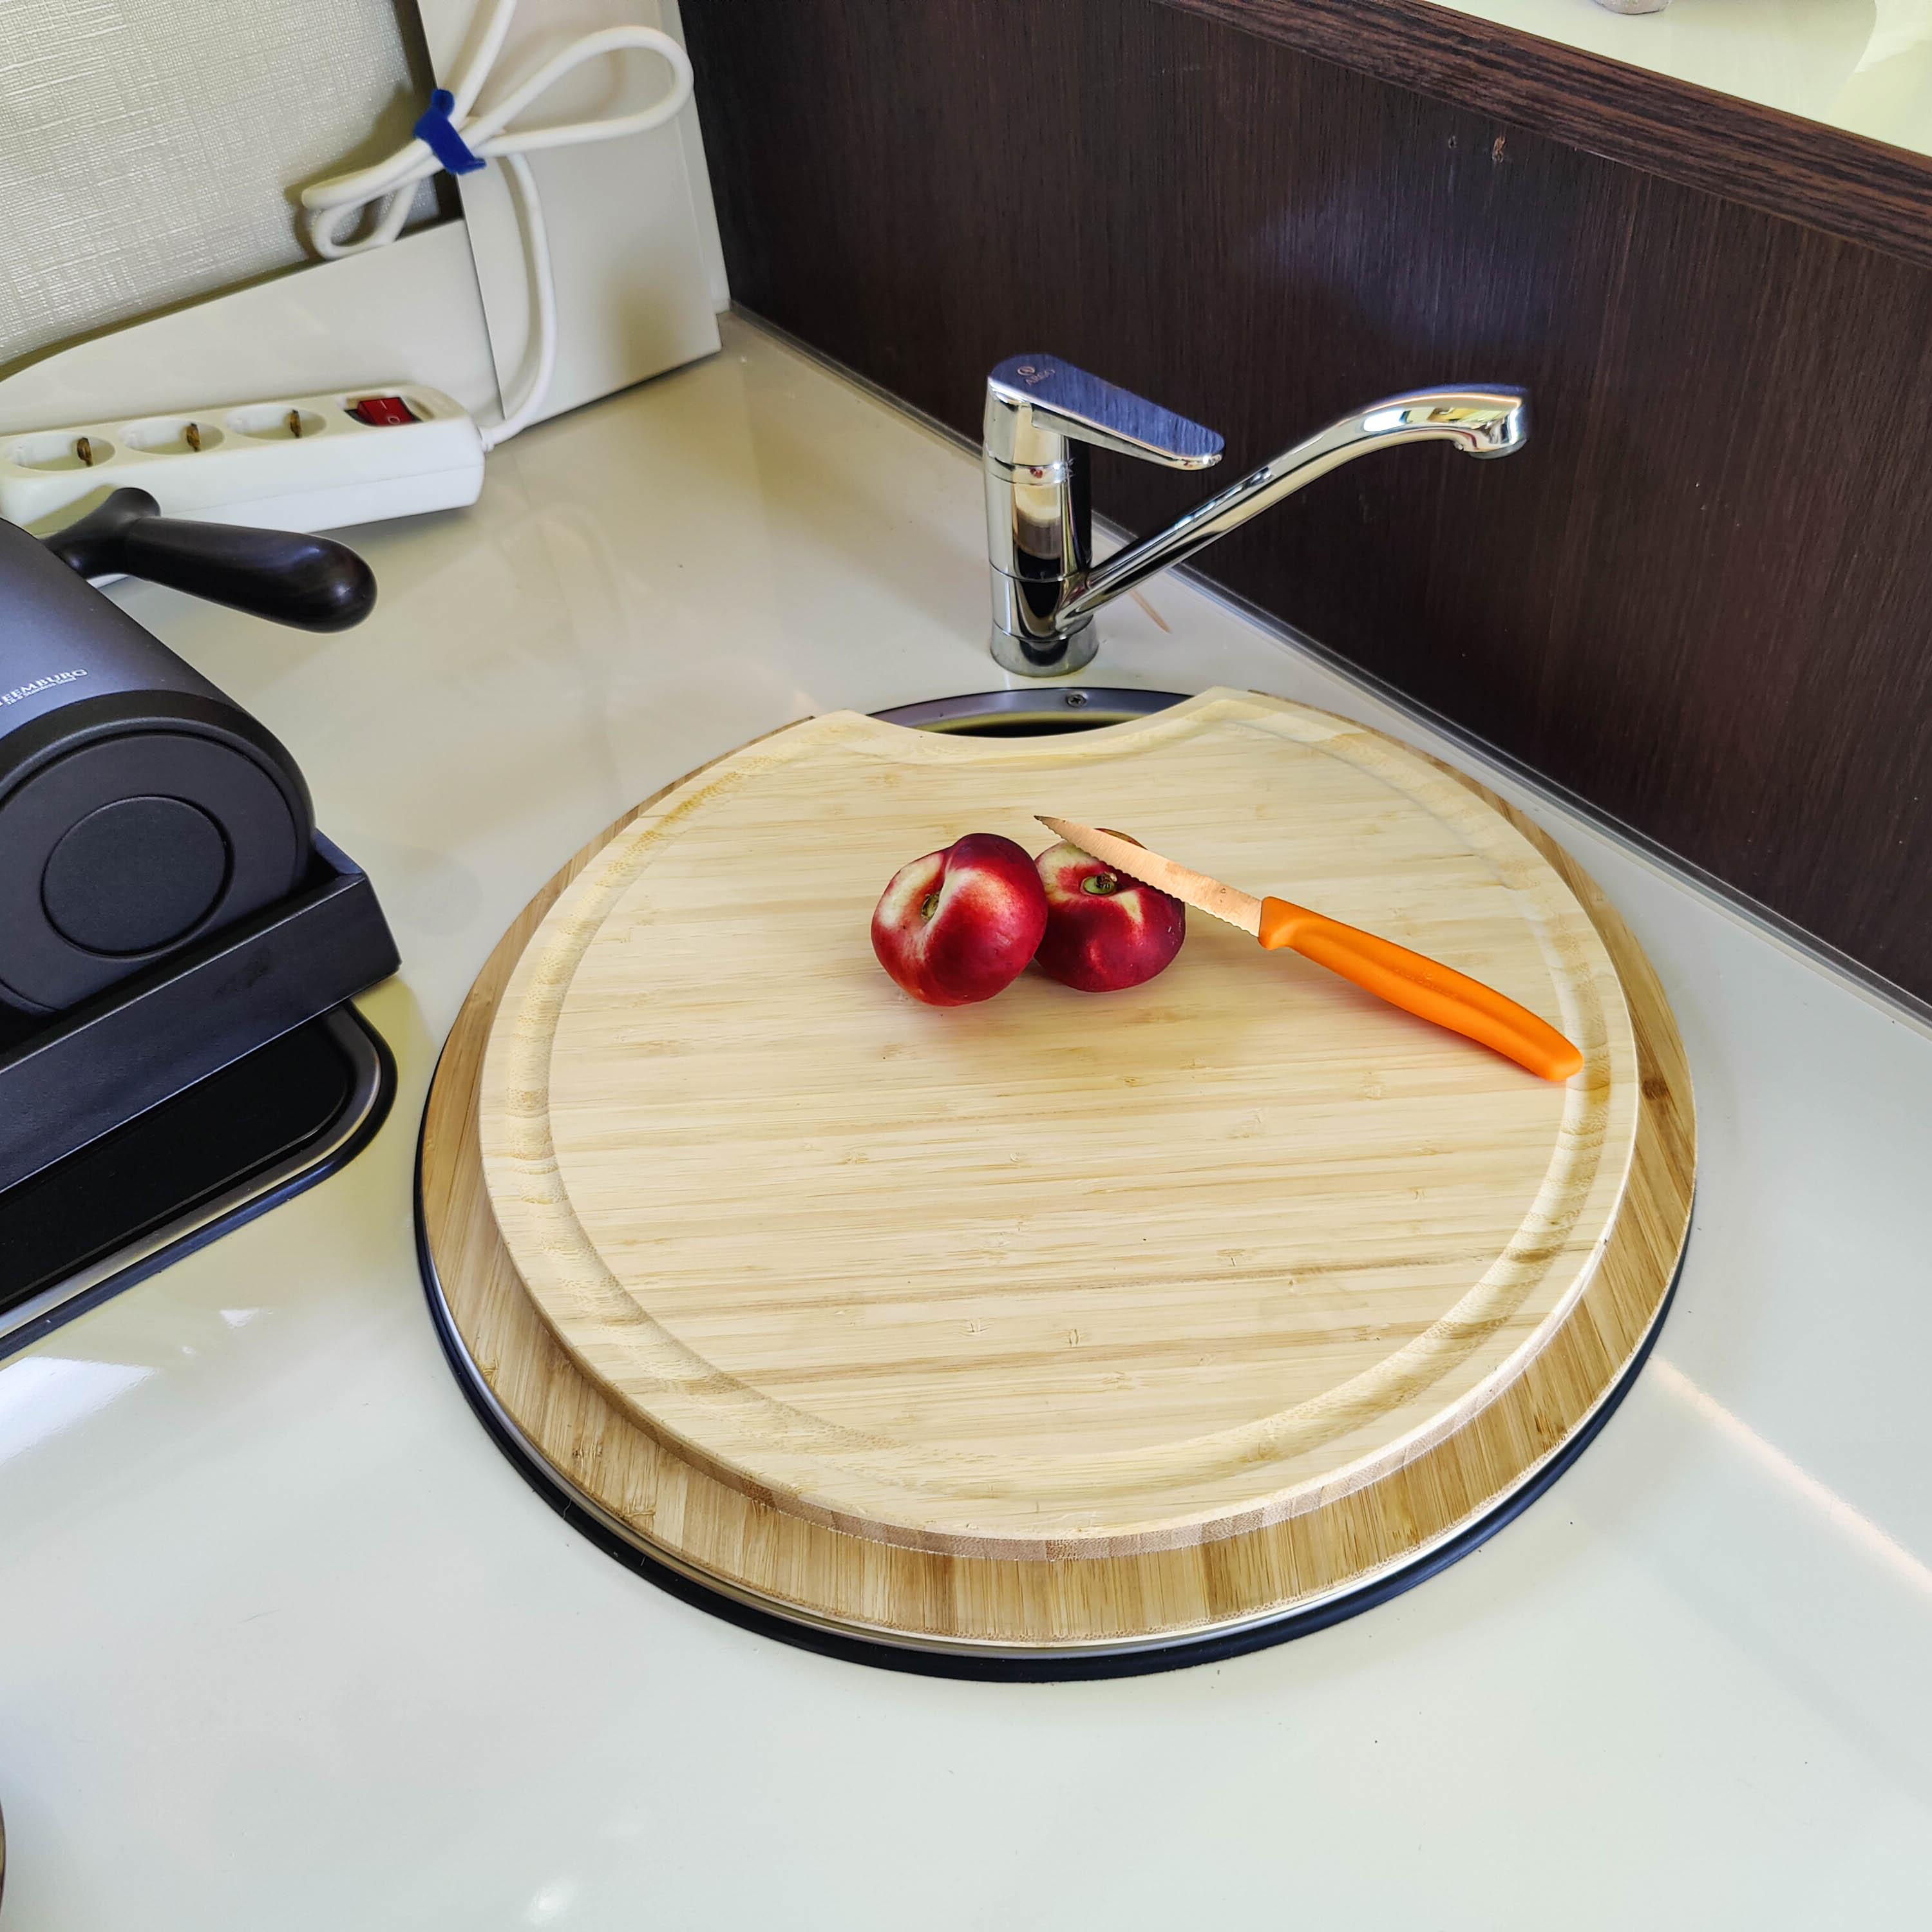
{"left": 872, "top": 687, "right": 1185, "bottom": 737}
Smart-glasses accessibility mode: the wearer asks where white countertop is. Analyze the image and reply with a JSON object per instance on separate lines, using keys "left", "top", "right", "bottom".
{"left": 1428, "top": 0, "right": 1932, "bottom": 158}
{"left": 5, "top": 315, "right": 1931, "bottom": 1926}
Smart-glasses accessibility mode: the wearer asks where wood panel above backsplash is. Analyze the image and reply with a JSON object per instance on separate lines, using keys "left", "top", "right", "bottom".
{"left": 681, "top": 0, "right": 1932, "bottom": 1009}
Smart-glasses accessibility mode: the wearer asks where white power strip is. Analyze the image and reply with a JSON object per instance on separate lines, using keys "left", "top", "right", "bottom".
{"left": 0, "top": 386, "right": 484, "bottom": 535}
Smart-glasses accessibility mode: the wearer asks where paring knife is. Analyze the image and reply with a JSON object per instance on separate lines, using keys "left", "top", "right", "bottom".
{"left": 1037, "top": 817, "right": 1584, "bottom": 1082}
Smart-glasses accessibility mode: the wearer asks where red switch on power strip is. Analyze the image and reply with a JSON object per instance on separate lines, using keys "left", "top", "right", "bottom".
{"left": 348, "top": 395, "right": 419, "bottom": 427}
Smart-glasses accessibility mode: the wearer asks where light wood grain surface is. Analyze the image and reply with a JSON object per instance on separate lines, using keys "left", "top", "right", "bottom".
{"left": 419, "top": 696, "right": 1692, "bottom": 1646}
{"left": 477, "top": 692, "right": 1638, "bottom": 1556}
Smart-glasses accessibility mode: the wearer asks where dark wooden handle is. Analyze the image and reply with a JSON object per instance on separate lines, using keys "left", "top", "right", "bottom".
{"left": 43, "top": 488, "right": 377, "bottom": 632}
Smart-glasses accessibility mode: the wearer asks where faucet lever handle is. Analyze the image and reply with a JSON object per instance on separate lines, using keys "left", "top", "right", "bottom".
{"left": 985, "top": 355, "right": 1224, "bottom": 471}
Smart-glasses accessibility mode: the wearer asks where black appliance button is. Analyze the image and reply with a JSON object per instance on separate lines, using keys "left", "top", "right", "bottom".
{"left": 41, "top": 795, "right": 229, "bottom": 955}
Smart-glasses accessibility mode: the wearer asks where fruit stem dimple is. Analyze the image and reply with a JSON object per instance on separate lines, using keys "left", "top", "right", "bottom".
{"left": 1081, "top": 873, "right": 1121, "bottom": 896}
{"left": 921, "top": 890, "right": 942, "bottom": 920}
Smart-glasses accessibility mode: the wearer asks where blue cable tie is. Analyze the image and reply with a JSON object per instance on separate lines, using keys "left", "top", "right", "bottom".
{"left": 414, "top": 89, "right": 486, "bottom": 175}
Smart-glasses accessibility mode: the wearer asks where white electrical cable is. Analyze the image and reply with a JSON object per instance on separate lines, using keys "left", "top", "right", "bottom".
{"left": 299, "top": 0, "right": 694, "bottom": 449}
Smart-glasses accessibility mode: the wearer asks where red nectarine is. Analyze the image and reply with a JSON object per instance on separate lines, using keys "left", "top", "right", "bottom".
{"left": 1032, "top": 837, "right": 1186, "bottom": 991}
{"left": 871, "top": 833, "right": 1049, "bottom": 1005}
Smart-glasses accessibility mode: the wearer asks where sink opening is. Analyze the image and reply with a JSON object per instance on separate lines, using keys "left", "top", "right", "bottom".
{"left": 872, "top": 688, "right": 1187, "bottom": 737}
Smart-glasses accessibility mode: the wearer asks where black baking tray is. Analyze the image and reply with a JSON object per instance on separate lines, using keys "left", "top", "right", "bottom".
{"left": 0, "top": 1003, "right": 393, "bottom": 1359}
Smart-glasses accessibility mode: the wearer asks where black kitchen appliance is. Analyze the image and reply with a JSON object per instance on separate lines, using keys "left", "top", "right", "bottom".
{"left": 0, "top": 489, "right": 400, "bottom": 1356}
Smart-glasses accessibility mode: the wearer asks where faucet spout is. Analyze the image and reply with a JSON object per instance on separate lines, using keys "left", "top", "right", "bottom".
{"left": 980, "top": 357, "right": 1530, "bottom": 677}
{"left": 1059, "top": 386, "right": 1528, "bottom": 630}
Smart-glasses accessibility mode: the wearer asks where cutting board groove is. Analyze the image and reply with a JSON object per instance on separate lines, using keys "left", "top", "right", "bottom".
{"left": 422, "top": 690, "right": 1692, "bottom": 1653}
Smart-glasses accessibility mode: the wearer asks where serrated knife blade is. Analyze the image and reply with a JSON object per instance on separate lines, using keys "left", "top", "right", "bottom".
{"left": 1036, "top": 817, "right": 1263, "bottom": 936}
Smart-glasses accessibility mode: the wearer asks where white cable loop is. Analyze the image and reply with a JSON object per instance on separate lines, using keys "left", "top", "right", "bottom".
{"left": 298, "top": 0, "right": 693, "bottom": 448}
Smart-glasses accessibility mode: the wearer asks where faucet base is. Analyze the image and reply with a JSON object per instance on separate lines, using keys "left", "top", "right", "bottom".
{"left": 990, "top": 619, "right": 1097, "bottom": 679}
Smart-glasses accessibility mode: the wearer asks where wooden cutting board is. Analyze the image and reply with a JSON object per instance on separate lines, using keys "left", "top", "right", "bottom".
{"left": 467, "top": 688, "right": 1681, "bottom": 1551}
{"left": 426, "top": 689, "right": 1692, "bottom": 1656}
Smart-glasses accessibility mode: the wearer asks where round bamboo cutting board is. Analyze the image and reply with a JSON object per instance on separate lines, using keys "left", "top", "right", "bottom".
{"left": 421, "top": 688, "right": 1694, "bottom": 1671}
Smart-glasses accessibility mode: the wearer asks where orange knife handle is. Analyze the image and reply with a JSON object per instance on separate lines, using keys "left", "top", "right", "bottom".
{"left": 1257, "top": 898, "right": 1585, "bottom": 1082}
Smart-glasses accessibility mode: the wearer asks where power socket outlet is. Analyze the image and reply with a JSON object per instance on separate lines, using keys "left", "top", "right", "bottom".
{"left": 0, "top": 386, "right": 484, "bottom": 536}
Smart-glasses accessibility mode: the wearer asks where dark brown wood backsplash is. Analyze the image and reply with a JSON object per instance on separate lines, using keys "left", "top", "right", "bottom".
{"left": 682, "top": 0, "right": 1932, "bottom": 1007}
{"left": 1166, "top": 0, "right": 1932, "bottom": 275}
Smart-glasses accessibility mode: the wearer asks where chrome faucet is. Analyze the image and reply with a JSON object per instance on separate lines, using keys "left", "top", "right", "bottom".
{"left": 982, "top": 355, "right": 1530, "bottom": 677}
